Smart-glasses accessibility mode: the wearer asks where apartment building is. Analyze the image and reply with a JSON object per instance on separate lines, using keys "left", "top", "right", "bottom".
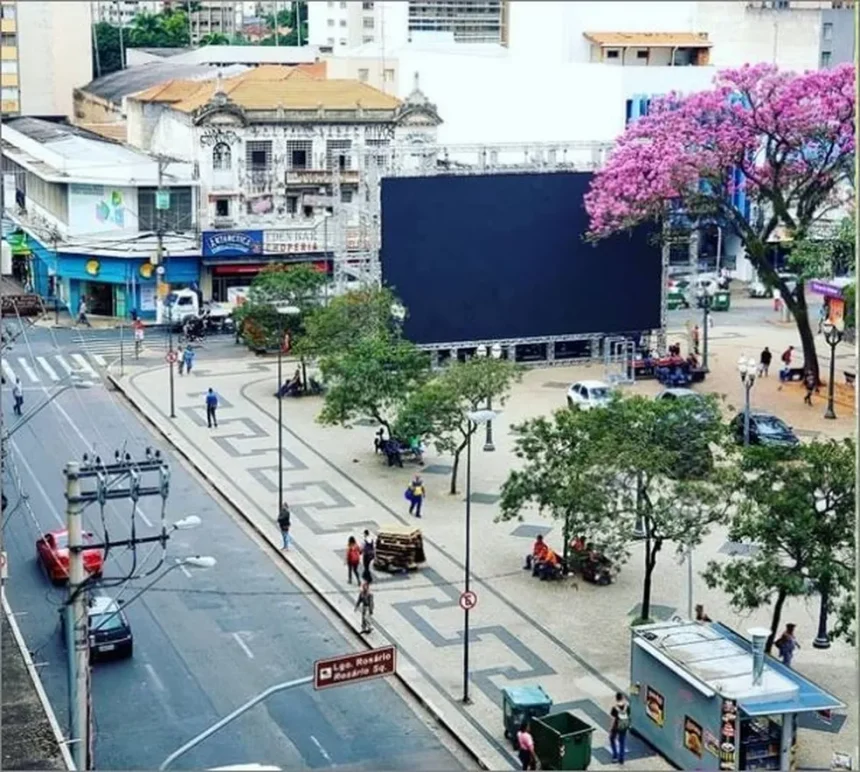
{"left": 188, "top": 0, "right": 239, "bottom": 44}
{"left": 92, "top": 0, "right": 164, "bottom": 26}
{"left": 0, "top": 0, "right": 93, "bottom": 119}
{"left": 308, "top": 0, "right": 509, "bottom": 51}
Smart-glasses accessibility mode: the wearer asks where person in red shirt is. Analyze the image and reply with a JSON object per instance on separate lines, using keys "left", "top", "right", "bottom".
{"left": 524, "top": 534, "right": 549, "bottom": 571}
{"left": 346, "top": 536, "right": 362, "bottom": 584}
{"left": 516, "top": 721, "right": 537, "bottom": 770}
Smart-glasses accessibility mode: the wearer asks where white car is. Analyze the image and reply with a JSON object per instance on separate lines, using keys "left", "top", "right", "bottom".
{"left": 748, "top": 273, "right": 798, "bottom": 298}
{"left": 567, "top": 380, "right": 613, "bottom": 410}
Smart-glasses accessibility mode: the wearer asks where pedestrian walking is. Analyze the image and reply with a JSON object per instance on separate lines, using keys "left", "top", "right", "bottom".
{"left": 182, "top": 346, "right": 195, "bottom": 376}
{"left": 177, "top": 345, "right": 186, "bottom": 375}
{"left": 355, "top": 581, "right": 374, "bottom": 634}
{"left": 775, "top": 623, "right": 800, "bottom": 667}
{"left": 361, "top": 529, "right": 375, "bottom": 583}
{"left": 691, "top": 324, "right": 700, "bottom": 356}
{"left": 277, "top": 502, "right": 291, "bottom": 550}
{"left": 12, "top": 377, "right": 23, "bottom": 416}
{"left": 205, "top": 387, "right": 219, "bottom": 428}
{"left": 694, "top": 604, "right": 712, "bottom": 623}
{"left": 407, "top": 475, "right": 425, "bottom": 518}
{"left": 758, "top": 347, "right": 772, "bottom": 377}
{"left": 346, "top": 535, "right": 362, "bottom": 584}
{"left": 516, "top": 721, "right": 537, "bottom": 771}
{"left": 609, "top": 691, "right": 630, "bottom": 765}
{"left": 77, "top": 297, "right": 92, "bottom": 327}
{"left": 818, "top": 301, "right": 829, "bottom": 333}
{"left": 803, "top": 370, "right": 817, "bottom": 405}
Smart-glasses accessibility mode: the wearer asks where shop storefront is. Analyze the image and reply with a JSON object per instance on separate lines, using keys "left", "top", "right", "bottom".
{"left": 201, "top": 229, "right": 330, "bottom": 302}
{"left": 629, "top": 620, "right": 844, "bottom": 771}
{"left": 808, "top": 278, "right": 854, "bottom": 327}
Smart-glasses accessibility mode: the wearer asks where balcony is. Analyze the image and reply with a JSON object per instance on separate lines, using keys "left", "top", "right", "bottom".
{"left": 1, "top": 18, "right": 15, "bottom": 33}
{"left": 211, "top": 215, "right": 235, "bottom": 230}
{"left": 285, "top": 168, "right": 360, "bottom": 186}
{"left": 244, "top": 167, "right": 275, "bottom": 195}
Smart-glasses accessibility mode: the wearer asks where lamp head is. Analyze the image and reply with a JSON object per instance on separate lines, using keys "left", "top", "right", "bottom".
{"left": 173, "top": 515, "right": 202, "bottom": 530}
{"left": 490, "top": 344, "right": 503, "bottom": 359}
{"left": 181, "top": 555, "right": 216, "bottom": 569}
{"left": 466, "top": 408, "right": 499, "bottom": 425}
{"left": 476, "top": 344, "right": 487, "bottom": 358}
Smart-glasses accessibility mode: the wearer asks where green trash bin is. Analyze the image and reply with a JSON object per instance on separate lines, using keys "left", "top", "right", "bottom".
{"left": 532, "top": 711, "right": 594, "bottom": 770}
{"left": 711, "top": 289, "right": 731, "bottom": 311}
{"left": 501, "top": 686, "right": 553, "bottom": 750}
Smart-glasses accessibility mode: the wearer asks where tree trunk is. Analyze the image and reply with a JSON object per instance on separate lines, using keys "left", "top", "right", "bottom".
{"left": 449, "top": 438, "right": 469, "bottom": 495}
{"left": 790, "top": 293, "right": 820, "bottom": 384}
{"left": 641, "top": 532, "right": 662, "bottom": 622}
{"left": 766, "top": 588, "right": 789, "bottom": 654}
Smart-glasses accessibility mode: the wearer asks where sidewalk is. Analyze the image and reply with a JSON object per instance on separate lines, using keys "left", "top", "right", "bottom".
{"left": 111, "top": 349, "right": 856, "bottom": 771}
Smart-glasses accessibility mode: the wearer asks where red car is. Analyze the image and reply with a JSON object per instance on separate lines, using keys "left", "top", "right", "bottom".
{"left": 36, "top": 529, "right": 103, "bottom": 584}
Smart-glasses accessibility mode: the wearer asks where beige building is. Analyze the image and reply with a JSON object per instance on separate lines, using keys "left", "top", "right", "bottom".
{"left": 1, "top": 0, "right": 93, "bottom": 118}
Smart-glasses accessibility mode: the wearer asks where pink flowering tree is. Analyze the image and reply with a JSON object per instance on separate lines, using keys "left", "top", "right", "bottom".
{"left": 585, "top": 64, "right": 855, "bottom": 381}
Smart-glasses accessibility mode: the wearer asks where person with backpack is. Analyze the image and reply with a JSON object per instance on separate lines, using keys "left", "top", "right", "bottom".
{"left": 777, "top": 346, "right": 794, "bottom": 391}
{"left": 775, "top": 623, "right": 800, "bottom": 667}
{"left": 361, "top": 529, "right": 375, "bottom": 582}
{"left": 516, "top": 721, "right": 537, "bottom": 770}
{"left": 355, "top": 581, "right": 374, "bottom": 634}
{"left": 609, "top": 692, "right": 630, "bottom": 764}
{"left": 346, "top": 535, "right": 362, "bottom": 584}
{"left": 407, "top": 475, "right": 425, "bottom": 518}
{"left": 277, "top": 502, "right": 291, "bottom": 550}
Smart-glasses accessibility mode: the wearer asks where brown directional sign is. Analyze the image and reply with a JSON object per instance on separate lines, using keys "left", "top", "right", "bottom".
{"left": 313, "top": 645, "right": 397, "bottom": 690}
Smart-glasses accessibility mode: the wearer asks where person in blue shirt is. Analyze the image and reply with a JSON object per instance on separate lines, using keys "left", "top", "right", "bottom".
{"left": 182, "top": 346, "right": 195, "bottom": 376}
{"left": 205, "top": 388, "right": 218, "bottom": 428}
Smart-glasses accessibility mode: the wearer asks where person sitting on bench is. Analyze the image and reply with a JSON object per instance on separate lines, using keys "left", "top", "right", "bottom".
{"left": 536, "top": 547, "right": 561, "bottom": 581}
{"left": 524, "top": 534, "right": 549, "bottom": 571}
{"left": 276, "top": 368, "right": 303, "bottom": 398}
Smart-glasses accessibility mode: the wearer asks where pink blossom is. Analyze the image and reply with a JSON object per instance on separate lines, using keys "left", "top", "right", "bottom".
{"left": 585, "top": 64, "right": 855, "bottom": 240}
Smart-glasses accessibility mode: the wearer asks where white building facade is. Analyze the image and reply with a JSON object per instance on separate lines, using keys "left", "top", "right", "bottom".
{"left": 92, "top": 0, "right": 164, "bottom": 27}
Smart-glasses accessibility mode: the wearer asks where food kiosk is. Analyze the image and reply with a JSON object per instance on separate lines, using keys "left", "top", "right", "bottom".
{"left": 629, "top": 620, "right": 845, "bottom": 771}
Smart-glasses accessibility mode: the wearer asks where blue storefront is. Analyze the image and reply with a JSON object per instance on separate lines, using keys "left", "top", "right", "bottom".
{"left": 26, "top": 232, "right": 200, "bottom": 320}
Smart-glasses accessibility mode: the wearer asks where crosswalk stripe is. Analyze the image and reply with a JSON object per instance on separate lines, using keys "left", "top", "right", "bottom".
{"left": 92, "top": 354, "right": 107, "bottom": 367}
{"left": 36, "top": 357, "right": 60, "bottom": 381}
{"left": 55, "top": 355, "right": 74, "bottom": 376}
{"left": 71, "top": 354, "right": 98, "bottom": 377}
{"left": 17, "top": 358, "right": 39, "bottom": 383}
{"left": 2, "top": 359, "right": 16, "bottom": 384}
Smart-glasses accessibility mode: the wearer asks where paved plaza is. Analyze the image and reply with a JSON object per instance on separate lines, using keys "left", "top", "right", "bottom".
{"left": 109, "top": 317, "right": 856, "bottom": 771}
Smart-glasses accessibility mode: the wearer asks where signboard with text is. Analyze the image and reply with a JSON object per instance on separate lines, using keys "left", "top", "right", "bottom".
{"left": 313, "top": 645, "right": 396, "bottom": 690}
{"left": 202, "top": 230, "right": 264, "bottom": 257}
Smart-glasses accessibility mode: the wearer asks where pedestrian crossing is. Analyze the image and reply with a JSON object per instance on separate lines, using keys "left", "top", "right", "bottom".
{"left": 1, "top": 352, "right": 106, "bottom": 384}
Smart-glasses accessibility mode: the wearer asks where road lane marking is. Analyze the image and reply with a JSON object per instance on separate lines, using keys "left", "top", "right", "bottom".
{"left": 70, "top": 354, "right": 98, "bottom": 377}
{"left": 2, "top": 359, "right": 16, "bottom": 383}
{"left": 232, "top": 632, "right": 255, "bottom": 659}
{"left": 36, "top": 357, "right": 60, "bottom": 381}
{"left": 54, "top": 355, "right": 74, "bottom": 376}
{"left": 17, "top": 358, "right": 39, "bottom": 383}
{"left": 10, "top": 442, "right": 65, "bottom": 527}
{"left": 310, "top": 736, "right": 332, "bottom": 764}
{"left": 144, "top": 663, "right": 166, "bottom": 692}
{"left": 134, "top": 506, "right": 153, "bottom": 528}
{"left": 92, "top": 354, "right": 107, "bottom": 367}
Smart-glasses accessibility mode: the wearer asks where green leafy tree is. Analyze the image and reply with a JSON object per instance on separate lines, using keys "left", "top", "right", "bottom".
{"left": 495, "top": 410, "right": 615, "bottom": 564}
{"left": 318, "top": 334, "right": 430, "bottom": 434}
{"left": 234, "top": 264, "right": 327, "bottom": 352}
{"left": 127, "top": 9, "right": 190, "bottom": 48}
{"left": 395, "top": 357, "right": 522, "bottom": 494}
{"left": 787, "top": 216, "right": 855, "bottom": 281}
{"left": 297, "top": 286, "right": 403, "bottom": 360}
{"left": 703, "top": 439, "right": 856, "bottom": 651}
{"left": 92, "top": 22, "right": 125, "bottom": 77}
{"left": 199, "top": 32, "right": 230, "bottom": 46}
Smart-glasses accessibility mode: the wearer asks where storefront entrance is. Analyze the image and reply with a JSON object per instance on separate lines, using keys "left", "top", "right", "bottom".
{"left": 80, "top": 280, "right": 115, "bottom": 316}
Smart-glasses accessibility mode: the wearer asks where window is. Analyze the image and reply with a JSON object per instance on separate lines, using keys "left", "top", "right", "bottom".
{"left": 363, "top": 17, "right": 374, "bottom": 28}
{"left": 0, "top": 34, "right": 15, "bottom": 48}
{"left": 362, "top": 1, "right": 374, "bottom": 8}
{"left": 212, "top": 143, "right": 231, "bottom": 170}
{"left": 214, "top": 197, "right": 230, "bottom": 218}
{"left": 341, "top": 190, "right": 353, "bottom": 203}
{"left": 823, "top": 22, "right": 833, "bottom": 40}
{"left": 1, "top": 61, "right": 17, "bottom": 74}
{"left": 327, "top": 0, "right": 334, "bottom": 5}
{"left": 1, "top": 87, "right": 18, "bottom": 100}
{"left": 339, "top": 38, "right": 347, "bottom": 45}
{"left": 327, "top": 17, "right": 334, "bottom": 26}
{"left": 327, "top": 37, "right": 335, "bottom": 45}
{"left": 636, "top": 49, "right": 648, "bottom": 60}
{"left": 286, "top": 140, "right": 312, "bottom": 169}
{"left": 0, "top": 4, "right": 15, "bottom": 19}
{"left": 286, "top": 195, "right": 298, "bottom": 214}
{"left": 605, "top": 49, "right": 620, "bottom": 59}
{"left": 245, "top": 140, "right": 272, "bottom": 170}
{"left": 339, "top": 18, "right": 347, "bottom": 26}
{"left": 821, "top": 50, "right": 832, "bottom": 66}
{"left": 326, "top": 139, "right": 352, "bottom": 170}
{"left": 137, "top": 187, "right": 193, "bottom": 231}
{"left": 358, "top": 68, "right": 369, "bottom": 82}
{"left": 362, "top": 35, "right": 375, "bottom": 43}
{"left": 340, "top": 1, "right": 347, "bottom": 7}
{"left": 383, "top": 68, "right": 394, "bottom": 82}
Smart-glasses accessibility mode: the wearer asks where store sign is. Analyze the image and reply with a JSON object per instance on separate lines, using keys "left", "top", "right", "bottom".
{"left": 155, "top": 190, "right": 171, "bottom": 210}
{"left": 202, "top": 230, "right": 263, "bottom": 257}
{"left": 264, "top": 228, "right": 319, "bottom": 255}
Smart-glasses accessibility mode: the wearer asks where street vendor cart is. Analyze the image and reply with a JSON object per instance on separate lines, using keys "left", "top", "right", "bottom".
{"left": 629, "top": 620, "right": 845, "bottom": 771}
{"left": 373, "top": 526, "right": 426, "bottom": 573}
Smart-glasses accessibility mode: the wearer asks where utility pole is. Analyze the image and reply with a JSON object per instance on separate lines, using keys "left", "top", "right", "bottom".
{"left": 64, "top": 450, "right": 173, "bottom": 770}
{"left": 65, "top": 461, "right": 89, "bottom": 772}
{"left": 155, "top": 157, "right": 176, "bottom": 419}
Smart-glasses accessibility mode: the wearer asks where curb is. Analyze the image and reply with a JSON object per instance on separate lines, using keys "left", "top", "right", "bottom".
{"left": 107, "top": 371, "right": 494, "bottom": 772}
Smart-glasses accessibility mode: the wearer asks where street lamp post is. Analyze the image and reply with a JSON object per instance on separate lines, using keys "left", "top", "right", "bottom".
{"left": 700, "top": 286, "right": 715, "bottom": 371}
{"left": 812, "top": 575, "right": 831, "bottom": 650}
{"left": 475, "top": 344, "right": 502, "bottom": 452}
{"left": 738, "top": 356, "right": 757, "bottom": 446}
{"left": 275, "top": 306, "right": 301, "bottom": 516}
{"left": 462, "top": 408, "right": 497, "bottom": 705}
{"left": 822, "top": 319, "right": 844, "bottom": 420}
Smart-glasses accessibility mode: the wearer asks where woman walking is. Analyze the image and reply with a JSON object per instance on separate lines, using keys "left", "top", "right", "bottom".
{"left": 346, "top": 536, "right": 362, "bottom": 584}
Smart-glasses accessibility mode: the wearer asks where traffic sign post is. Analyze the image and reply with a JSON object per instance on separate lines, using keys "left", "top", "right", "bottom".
{"left": 314, "top": 645, "right": 397, "bottom": 690}
{"left": 459, "top": 590, "right": 477, "bottom": 611}
{"left": 165, "top": 350, "right": 177, "bottom": 364}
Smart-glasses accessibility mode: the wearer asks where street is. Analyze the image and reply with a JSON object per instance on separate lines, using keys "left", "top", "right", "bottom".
{"left": 1, "top": 326, "right": 471, "bottom": 771}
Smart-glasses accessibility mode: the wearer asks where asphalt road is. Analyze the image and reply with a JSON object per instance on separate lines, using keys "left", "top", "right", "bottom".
{"left": 1, "top": 357, "right": 470, "bottom": 770}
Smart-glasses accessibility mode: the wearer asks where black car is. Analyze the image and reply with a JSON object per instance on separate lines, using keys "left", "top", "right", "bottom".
{"left": 62, "top": 595, "right": 133, "bottom": 659}
{"left": 730, "top": 411, "right": 800, "bottom": 448}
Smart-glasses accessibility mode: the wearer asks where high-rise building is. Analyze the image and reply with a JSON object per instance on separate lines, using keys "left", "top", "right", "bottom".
{"left": 307, "top": 0, "right": 508, "bottom": 51}
{"left": 188, "top": 0, "right": 239, "bottom": 43}
{"left": 93, "top": 1, "right": 165, "bottom": 27}
{"left": 1, "top": 0, "right": 93, "bottom": 118}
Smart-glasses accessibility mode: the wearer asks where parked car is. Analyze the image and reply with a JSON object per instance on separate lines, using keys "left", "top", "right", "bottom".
{"left": 62, "top": 595, "right": 133, "bottom": 659}
{"left": 748, "top": 273, "right": 799, "bottom": 298}
{"left": 37, "top": 529, "right": 103, "bottom": 584}
{"left": 656, "top": 388, "right": 701, "bottom": 403}
{"left": 567, "top": 380, "right": 613, "bottom": 410}
{"left": 730, "top": 411, "right": 800, "bottom": 447}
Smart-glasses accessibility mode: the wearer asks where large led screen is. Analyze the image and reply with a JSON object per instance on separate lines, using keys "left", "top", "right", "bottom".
{"left": 380, "top": 172, "right": 662, "bottom": 345}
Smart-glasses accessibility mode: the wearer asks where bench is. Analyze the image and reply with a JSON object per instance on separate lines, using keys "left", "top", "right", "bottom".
{"left": 378, "top": 438, "right": 424, "bottom": 467}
